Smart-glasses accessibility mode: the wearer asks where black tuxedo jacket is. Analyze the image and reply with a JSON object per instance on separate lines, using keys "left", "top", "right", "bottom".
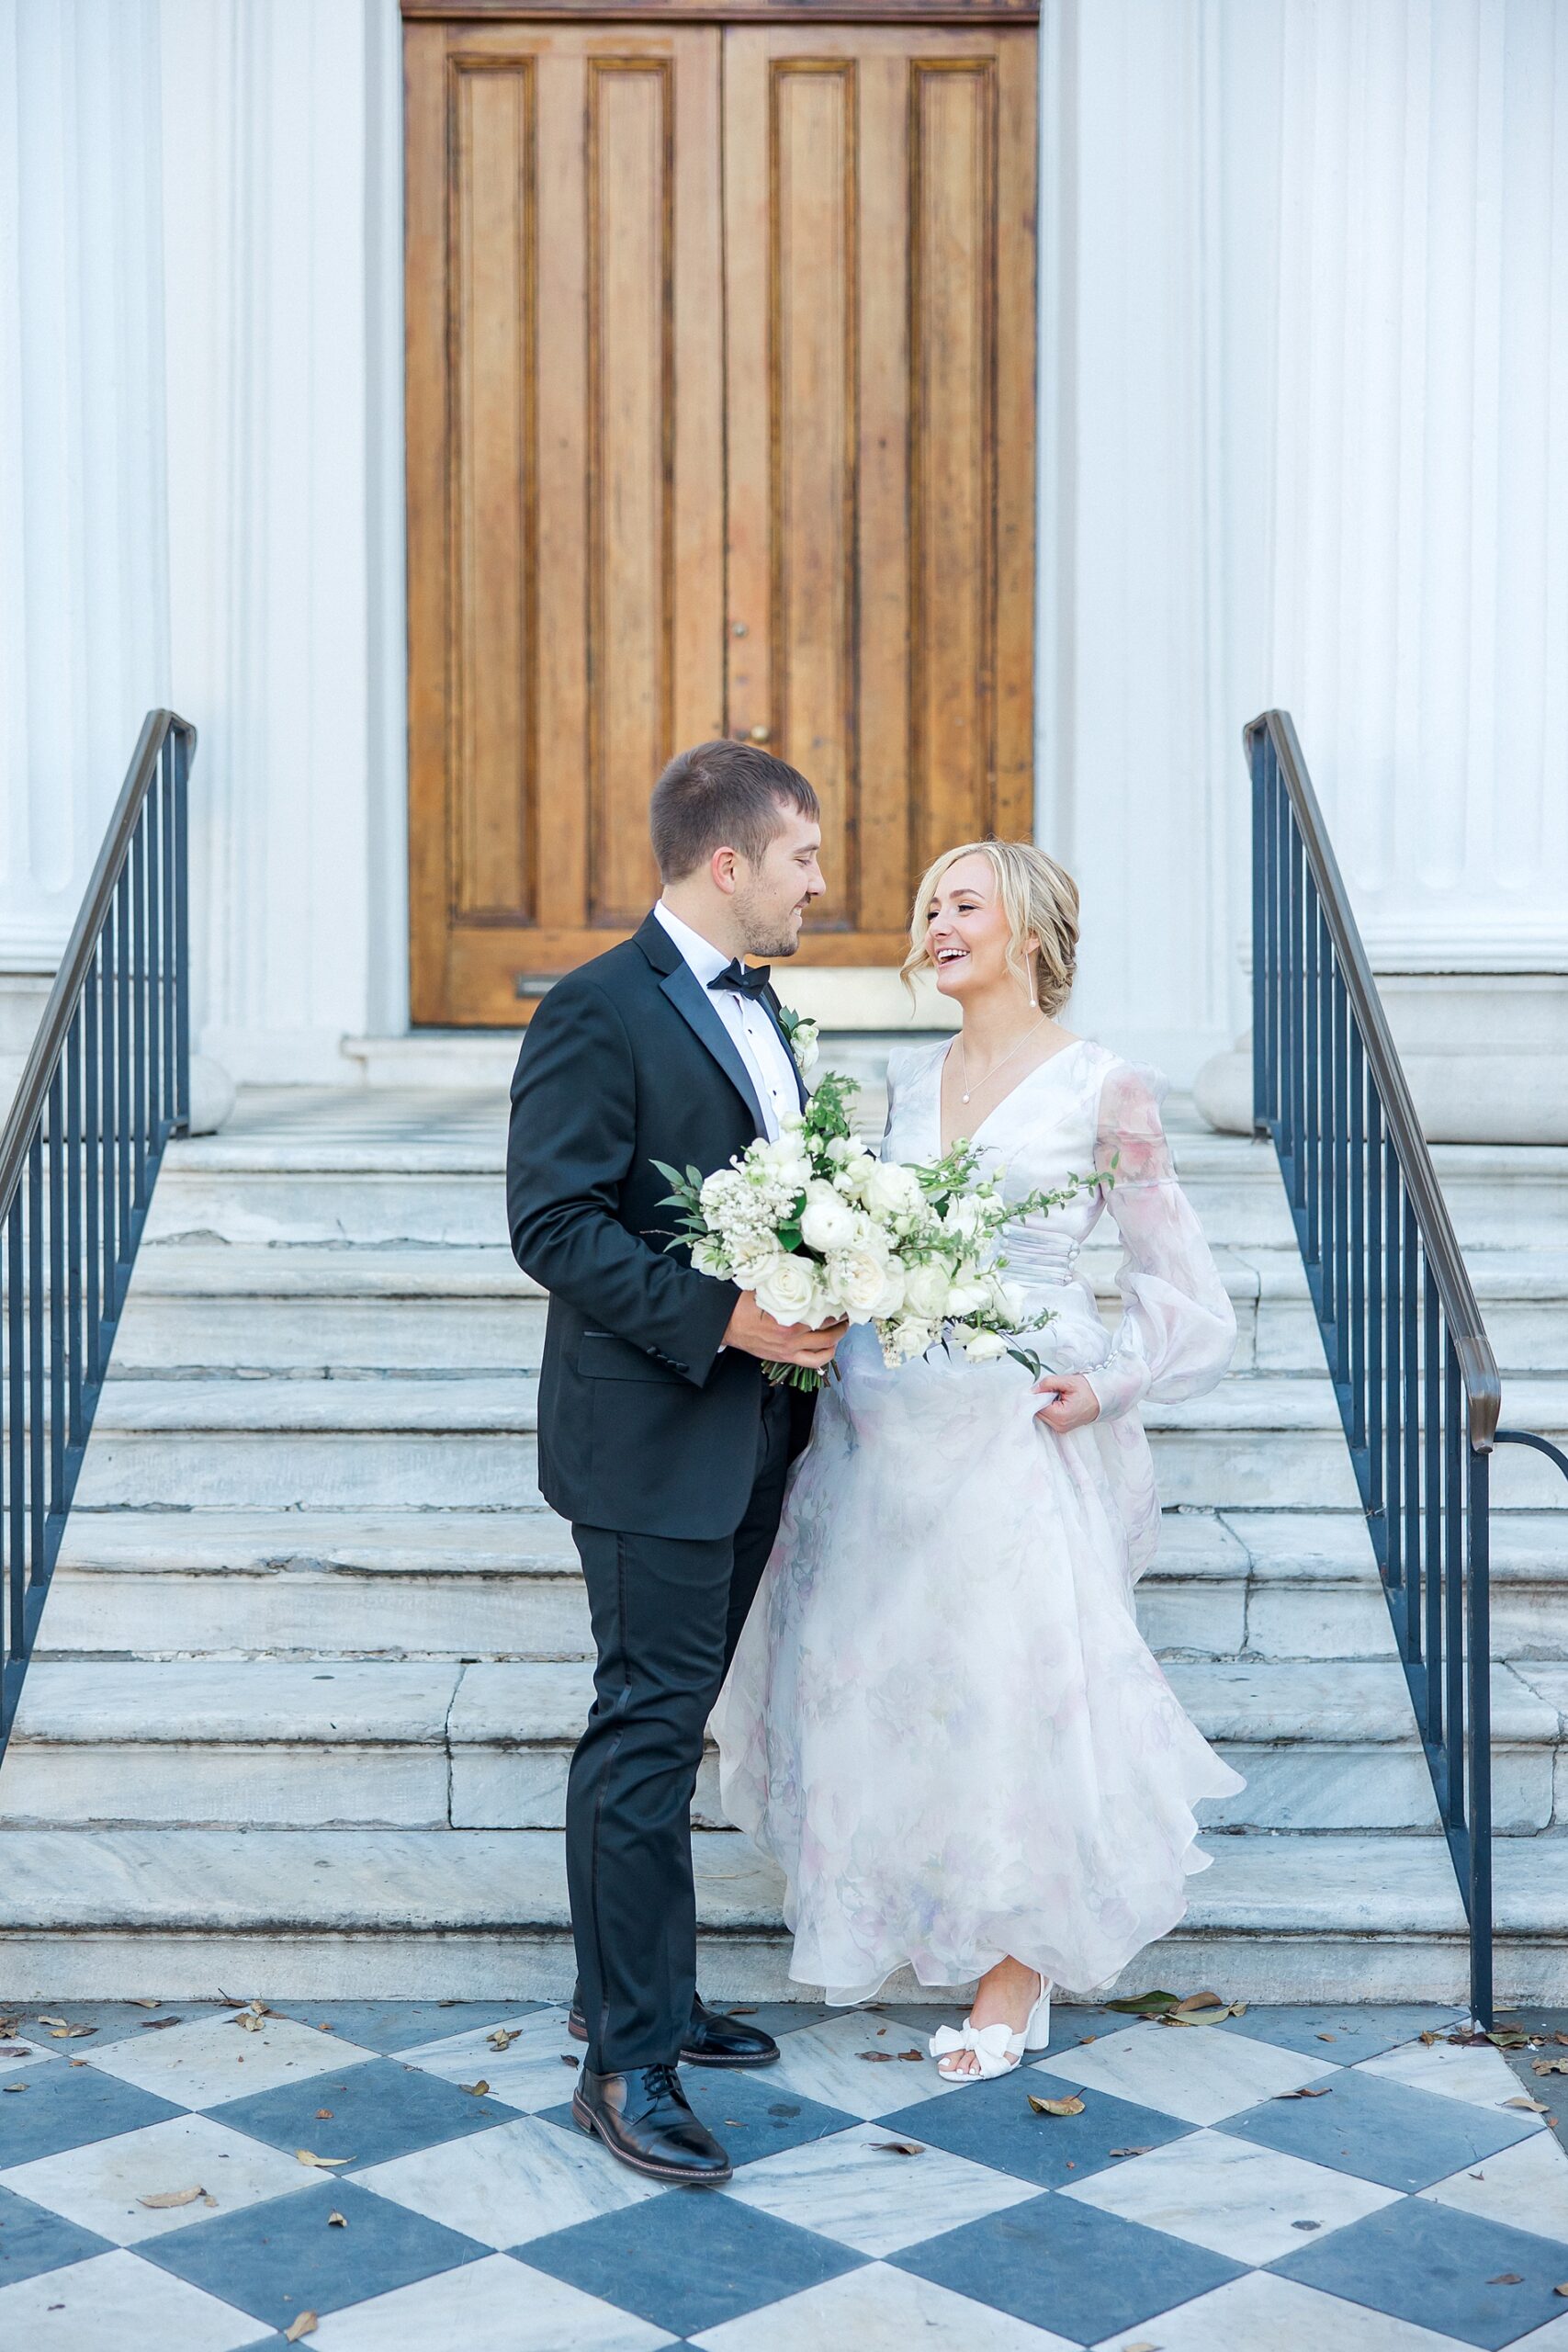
{"left": 507, "top": 910, "right": 813, "bottom": 1539}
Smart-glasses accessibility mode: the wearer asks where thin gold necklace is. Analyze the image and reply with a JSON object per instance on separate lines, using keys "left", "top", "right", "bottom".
{"left": 958, "top": 1014, "right": 1048, "bottom": 1105}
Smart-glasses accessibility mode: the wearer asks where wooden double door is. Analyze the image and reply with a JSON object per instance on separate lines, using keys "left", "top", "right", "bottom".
{"left": 405, "top": 6, "right": 1037, "bottom": 1023}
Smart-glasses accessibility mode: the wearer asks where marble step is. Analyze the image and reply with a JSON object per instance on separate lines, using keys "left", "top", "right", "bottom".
{"left": 7, "top": 1656, "right": 1566, "bottom": 1836}
{"left": 34, "top": 1505, "right": 1568, "bottom": 1667}
{"left": 100, "top": 1238, "right": 1568, "bottom": 1378}
{"left": 1, "top": 1823, "right": 1548, "bottom": 2003}
{"left": 63, "top": 1369, "right": 1568, "bottom": 1514}
{"left": 142, "top": 1113, "right": 1568, "bottom": 1250}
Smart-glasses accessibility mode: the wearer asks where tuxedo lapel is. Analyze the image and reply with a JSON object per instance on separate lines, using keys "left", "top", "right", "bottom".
{"left": 762, "top": 985, "right": 810, "bottom": 1111}
{"left": 634, "top": 911, "right": 767, "bottom": 1136}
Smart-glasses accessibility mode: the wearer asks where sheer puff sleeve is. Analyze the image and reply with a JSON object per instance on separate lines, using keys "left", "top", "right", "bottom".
{"left": 1084, "top": 1061, "right": 1236, "bottom": 1423}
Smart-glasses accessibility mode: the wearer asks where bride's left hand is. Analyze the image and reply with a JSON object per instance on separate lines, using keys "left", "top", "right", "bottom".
{"left": 1032, "top": 1371, "right": 1101, "bottom": 1432}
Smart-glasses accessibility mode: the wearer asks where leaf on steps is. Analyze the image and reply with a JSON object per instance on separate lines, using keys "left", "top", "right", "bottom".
{"left": 1027, "top": 2094, "right": 1084, "bottom": 2118}
{"left": 284, "top": 2314, "right": 318, "bottom": 2343}
{"left": 294, "top": 2149, "right": 351, "bottom": 2168}
{"left": 2, "top": 2083, "right": 28, "bottom": 2093}
{"left": 0, "top": 2044, "right": 29, "bottom": 2059}
{"left": 1488, "top": 2272, "right": 1523, "bottom": 2285}
{"left": 458, "top": 2081, "right": 490, "bottom": 2097}
{"left": 130, "top": 1998, "right": 161, "bottom": 2009}
{"left": 141, "top": 2017, "right": 181, "bottom": 2030}
{"left": 1274, "top": 2086, "right": 1331, "bottom": 2099}
{"left": 487, "top": 2028, "right": 522, "bottom": 2052}
{"left": 871, "top": 2141, "right": 925, "bottom": 2156}
{"left": 1534, "top": 2059, "right": 1568, "bottom": 2075}
{"left": 49, "top": 2025, "right": 96, "bottom": 2040}
{"left": 138, "top": 2186, "right": 207, "bottom": 2210}
{"left": 1504, "top": 2097, "right": 1549, "bottom": 2112}
{"left": 1103, "top": 1990, "right": 1179, "bottom": 2016}
{"left": 327, "top": 2211, "right": 347, "bottom": 2228}
{"left": 1109, "top": 2147, "right": 1154, "bottom": 2158}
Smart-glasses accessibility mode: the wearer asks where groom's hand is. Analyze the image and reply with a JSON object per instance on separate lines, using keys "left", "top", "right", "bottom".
{"left": 724, "top": 1293, "right": 848, "bottom": 1370}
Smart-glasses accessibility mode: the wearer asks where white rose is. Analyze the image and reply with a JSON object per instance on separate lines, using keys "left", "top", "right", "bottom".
{"left": 871, "top": 1260, "right": 907, "bottom": 1317}
{"left": 865, "top": 1159, "right": 924, "bottom": 1218}
{"left": 986, "top": 1271, "right": 1023, "bottom": 1322}
{"left": 799, "top": 1192, "right": 859, "bottom": 1253}
{"left": 789, "top": 1019, "right": 819, "bottom": 1073}
{"left": 691, "top": 1237, "right": 729, "bottom": 1279}
{"left": 954, "top": 1325, "right": 1007, "bottom": 1361}
{"left": 823, "top": 1246, "right": 890, "bottom": 1321}
{"left": 946, "top": 1278, "right": 989, "bottom": 1318}
{"left": 730, "top": 1240, "right": 785, "bottom": 1289}
{"left": 754, "top": 1252, "right": 820, "bottom": 1326}
{"left": 825, "top": 1134, "right": 855, "bottom": 1166}
{"left": 901, "top": 1259, "right": 953, "bottom": 1319}
{"left": 888, "top": 1315, "right": 936, "bottom": 1361}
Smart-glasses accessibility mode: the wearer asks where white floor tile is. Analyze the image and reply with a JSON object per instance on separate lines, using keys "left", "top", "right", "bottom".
{"left": 355, "top": 2114, "right": 662, "bottom": 2246}
{"left": 0, "top": 2035, "right": 58, "bottom": 2078}
{"left": 1089, "top": 2267, "right": 1472, "bottom": 2352}
{"left": 693, "top": 2261, "right": 1078, "bottom": 2351}
{"left": 0, "top": 2249, "right": 262, "bottom": 2352}
{"left": 397, "top": 2007, "right": 582, "bottom": 2115}
{"left": 1356, "top": 2036, "right": 1537, "bottom": 2110}
{"left": 1043, "top": 2020, "right": 1337, "bottom": 2125}
{"left": 0, "top": 2112, "right": 315, "bottom": 2245}
{"left": 311, "top": 2252, "right": 673, "bottom": 2351}
{"left": 1060, "top": 2125, "right": 1399, "bottom": 2264}
{"left": 761, "top": 2010, "right": 966, "bottom": 2120}
{"left": 722, "top": 2120, "right": 1036, "bottom": 2256}
{"left": 84, "top": 2012, "right": 374, "bottom": 2110}
{"left": 1421, "top": 2128, "right": 1568, "bottom": 2243}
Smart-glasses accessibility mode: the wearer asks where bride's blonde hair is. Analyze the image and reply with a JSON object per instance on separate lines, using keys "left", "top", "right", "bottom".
{"left": 901, "top": 839, "right": 1079, "bottom": 1017}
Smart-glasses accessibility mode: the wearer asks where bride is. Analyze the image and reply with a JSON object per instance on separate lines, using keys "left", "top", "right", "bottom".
{"left": 711, "top": 839, "right": 1244, "bottom": 2080}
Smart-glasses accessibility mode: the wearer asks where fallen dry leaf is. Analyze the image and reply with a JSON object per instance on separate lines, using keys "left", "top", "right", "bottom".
{"left": 858, "top": 2051, "right": 896, "bottom": 2063}
{"left": 0, "top": 2043, "right": 29, "bottom": 2058}
{"left": 1488, "top": 2030, "right": 1531, "bottom": 2049}
{"left": 130, "top": 1998, "right": 160, "bottom": 2009}
{"left": 1163, "top": 2002, "right": 1246, "bottom": 2028}
{"left": 1316, "top": 2033, "right": 1337, "bottom": 2042}
{"left": 327, "top": 2211, "right": 347, "bottom": 2228}
{"left": 1103, "top": 1990, "right": 1179, "bottom": 2016}
{"left": 487, "top": 2028, "right": 522, "bottom": 2052}
{"left": 559, "top": 2053, "right": 578, "bottom": 2066}
{"left": 284, "top": 2315, "right": 317, "bottom": 2344}
{"left": 51, "top": 2025, "right": 96, "bottom": 2041}
{"left": 1535, "top": 2059, "right": 1568, "bottom": 2075}
{"left": 1275, "top": 2086, "right": 1331, "bottom": 2099}
{"left": 1420, "top": 2030, "right": 1440, "bottom": 2045}
{"left": 1173, "top": 1991, "right": 1224, "bottom": 2013}
{"left": 294, "top": 2150, "right": 352, "bottom": 2169}
{"left": 137, "top": 2186, "right": 207, "bottom": 2210}
{"left": 458, "top": 2080, "right": 490, "bottom": 2097}
{"left": 1027, "top": 2093, "right": 1085, "bottom": 2118}
{"left": 732, "top": 2007, "right": 758, "bottom": 2016}
{"left": 1504, "top": 2097, "right": 1549, "bottom": 2113}
{"left": 141, "top": 2017, "right": 180, "bottom": 2031}
{"left": 315, "top": 2109, "right": 333, "bottom": 2120}
{"left": 1120, "top": 2341, "right": 1161, "bottom": 2351}
{"left": 1489, "top": 2272, "right": 1523, "bottom": 2285}
{"left": 897, "top": 2048, "right": 924, "bottom": 2061}
{"left": 35, "top": 2015, "right": 69, "bottom": 2028}
{"left": 2, "top": 2083, "right": 28, "bottom": 2093}
{"left": 1555, "top": 2284, "right": 1568, "bottom": 2298}
{"left": 871, "top": 2140, "right": 925, "bottom": 2155}
{"left": 1109, "top": 2146, "right": 1154, "bottom": 2157}
{"left": 1555, "top": 2032, "right": 1568, "bottom": 2047}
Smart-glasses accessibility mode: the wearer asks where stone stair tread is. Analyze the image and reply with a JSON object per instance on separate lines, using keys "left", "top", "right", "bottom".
{"left": 54, "top": 1508, "right": 581, "bottom": 1577}
{"left": 124, "top": 1245, "right": 544, "bottom": 1298}
{"left": 10, "top": 1655, "right": 1557, "bottom": 1748}
{"left": 85, "top": 1375, "right": 541, "bottom": 1433}
{"left": 0, "top": 1826, "right": 1470, "bottom": 1938}
{"left": 1151, "top": 1374, "right": 1568, "bottom": 1432}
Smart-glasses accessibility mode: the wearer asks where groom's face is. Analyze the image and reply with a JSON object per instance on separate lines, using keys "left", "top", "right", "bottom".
{"left": 732, "top": 804, "right": 825, "bottom": 958}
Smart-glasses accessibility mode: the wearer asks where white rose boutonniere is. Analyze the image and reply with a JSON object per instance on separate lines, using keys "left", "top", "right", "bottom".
{"left": 775, "top": 1003, "right": 819, "bottom": 1077}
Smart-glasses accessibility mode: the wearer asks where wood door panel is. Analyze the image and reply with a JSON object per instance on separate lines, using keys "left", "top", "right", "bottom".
{"left": 407, "top": 18, "right": 723, "bottom": 1023}
{"left": 724, "top": 22, "right": 1035, "bottom": 964}
{"left": 408, "top": 13, "right": 1033, "bottom": 1019}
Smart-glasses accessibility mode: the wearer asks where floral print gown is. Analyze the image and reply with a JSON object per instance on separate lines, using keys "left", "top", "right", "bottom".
{"left": 711, "top": 1037, "right": 1246, "bottom": 2001}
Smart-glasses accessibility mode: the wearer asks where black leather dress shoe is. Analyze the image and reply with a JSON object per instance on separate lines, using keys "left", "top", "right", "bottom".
{"left": 568, "top": 1991, "right": 780, "bottom": 2069}
{"left": 573, "top": 2062, "right": 732, "bottom": 2185}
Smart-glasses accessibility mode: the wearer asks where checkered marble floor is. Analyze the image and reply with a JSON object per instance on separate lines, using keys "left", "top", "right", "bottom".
{"left": 5, "top": 1997, "right": 1568, "bottom": 2349}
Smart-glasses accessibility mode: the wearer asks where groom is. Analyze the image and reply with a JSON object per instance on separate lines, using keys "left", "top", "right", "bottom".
{"left": 507, "top": 740, "right": 843, "bottom": 2186}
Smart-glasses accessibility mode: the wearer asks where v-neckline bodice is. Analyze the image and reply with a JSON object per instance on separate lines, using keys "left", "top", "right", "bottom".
{"left": 934, "top": 1034, "right": 1088, "bottom": 1157}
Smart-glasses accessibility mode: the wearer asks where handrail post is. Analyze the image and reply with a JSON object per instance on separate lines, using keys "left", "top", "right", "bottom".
{"left": 1467, "top": 1446, "right": 1493, "bottom": 2028}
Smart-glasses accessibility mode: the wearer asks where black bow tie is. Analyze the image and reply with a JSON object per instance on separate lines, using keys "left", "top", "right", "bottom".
{"left": 709, "top": 959, "right": 772, "bottom": 1000}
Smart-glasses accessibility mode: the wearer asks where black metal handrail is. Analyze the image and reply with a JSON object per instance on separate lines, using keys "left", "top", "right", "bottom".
{"left": 1248, "top": 708, "right": 1568, "bottom": 2028}
{"left": 0, "top": 710, "right": 196, "bottom": 1759}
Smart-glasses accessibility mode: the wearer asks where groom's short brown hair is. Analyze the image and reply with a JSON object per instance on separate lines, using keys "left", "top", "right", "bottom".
{"left": 650, "top": 740, "right": 819, "bottom": 882}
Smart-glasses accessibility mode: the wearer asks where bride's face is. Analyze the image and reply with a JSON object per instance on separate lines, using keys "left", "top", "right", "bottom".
{"left": 925, "top": 854, "right": 1026, "bottom": 1001}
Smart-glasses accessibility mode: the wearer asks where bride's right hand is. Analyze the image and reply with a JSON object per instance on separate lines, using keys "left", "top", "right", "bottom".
{"left": 725, "top": 1292, "right": 847, "bottom": 1370}
{"left": 1032, "top": 1371, "right": 1100, "bottom": 1431}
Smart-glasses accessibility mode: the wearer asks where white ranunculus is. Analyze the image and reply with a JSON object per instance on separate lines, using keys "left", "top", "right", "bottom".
{"left": 799, "top": 1192, "right": 859, "bottom": 1253}
{"left": 865, "top": 1159, "right": 924, "bottom": 1218}
{"left": 823, "top": 1246, "right": 889, "bottom": 1321}
{"left": 755, "top": 1252, "right": 820, "bottom": 1326}
{"left": 941, "top": 1193, "right": 987, "bottom": 1240}
{"left": 901, "top": 1259, "right": 953, "bottom": 1319}
{"left": 954, "top": 1324, "right": 1008, "bottom": 1361}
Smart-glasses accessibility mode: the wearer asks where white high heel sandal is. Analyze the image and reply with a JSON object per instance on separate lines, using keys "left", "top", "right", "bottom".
{"left": 931, "top": 1973, "right": 1053, "bottom": 2083}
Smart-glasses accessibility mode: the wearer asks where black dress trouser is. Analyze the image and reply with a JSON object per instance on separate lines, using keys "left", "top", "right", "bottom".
{"left": 565, "top": 1382, "right": 793, "bottom": 2074}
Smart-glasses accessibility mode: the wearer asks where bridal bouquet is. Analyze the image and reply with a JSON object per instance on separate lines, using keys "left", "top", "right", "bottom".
{"left": 657, "top": 1069, "right": 1102, "bottom": 1389}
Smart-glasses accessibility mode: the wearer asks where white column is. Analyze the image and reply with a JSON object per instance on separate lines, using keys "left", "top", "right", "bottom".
{"left": 0, "top": 0, "right": 171, "bottom": 971}
{"left": 161, "top": 0, "right": 400, "bottom": 1082}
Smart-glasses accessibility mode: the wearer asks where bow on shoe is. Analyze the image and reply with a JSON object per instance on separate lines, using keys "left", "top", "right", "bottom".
{"left": 930, "top": 2018, "right": 1020, "bottom": 2079}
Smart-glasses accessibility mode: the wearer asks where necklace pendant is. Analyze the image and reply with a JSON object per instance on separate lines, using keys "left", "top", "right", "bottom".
{"left": 961, "top": 1091, "right": 971, "bottom": 1103}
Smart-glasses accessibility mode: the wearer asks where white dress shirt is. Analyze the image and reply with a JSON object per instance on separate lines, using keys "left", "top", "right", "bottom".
{"left": 653, "top": 901, "right": 798, "bottom": 1142}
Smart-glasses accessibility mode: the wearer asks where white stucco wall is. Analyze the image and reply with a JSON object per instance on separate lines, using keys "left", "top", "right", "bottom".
{"left": 2, "top": 0, "right": 1564, "bottom": 1092}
